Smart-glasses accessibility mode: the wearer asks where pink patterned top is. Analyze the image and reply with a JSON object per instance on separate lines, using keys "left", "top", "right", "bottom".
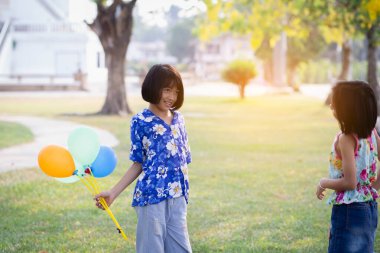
{"left": 328, "top": 131, "right": 379, "bottom": 205}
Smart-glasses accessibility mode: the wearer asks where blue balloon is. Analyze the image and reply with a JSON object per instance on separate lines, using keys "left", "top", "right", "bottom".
{"left": 91, "top": 146, "right": 117, "bottom": 178}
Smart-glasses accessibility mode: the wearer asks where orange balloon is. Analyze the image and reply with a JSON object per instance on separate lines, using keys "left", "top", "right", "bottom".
{"left": 38, "top": 145, "right": 75, "bottom": 178}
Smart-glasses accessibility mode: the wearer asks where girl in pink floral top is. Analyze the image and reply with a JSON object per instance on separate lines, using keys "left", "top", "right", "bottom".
{"left": 316, "top": 81, "right": 380, "bottom": 253}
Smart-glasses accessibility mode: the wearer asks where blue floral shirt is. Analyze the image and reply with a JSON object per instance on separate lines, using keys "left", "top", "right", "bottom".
{"left": 129, "top": 109, "right": 191, "bottom": 207}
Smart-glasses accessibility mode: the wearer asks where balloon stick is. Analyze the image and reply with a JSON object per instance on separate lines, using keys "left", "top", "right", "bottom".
{"left": 78, "top": 173, "right": 128, "bottom": 241}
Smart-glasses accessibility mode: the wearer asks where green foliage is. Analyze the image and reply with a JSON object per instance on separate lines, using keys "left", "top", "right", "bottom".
{"left": 132, "top": 16, "right": 167, "bottom": 43}
{"left": 287, "top": 28, "right": 325, "bottom": 68}
{"left": 198, "top": 0, "right": 322, "bottom": 50}
{"left": 197, "top": 0, "right": 331, "bottom": 85}
{"left": 197, "top": 0, "right": 380, "bottom": 84}
{"left": 352, "top": 61, "right": 369, "bottom": 80}
{"left": 297, "top": 59, "right": 380, "bottom": 84}
{"left": 297, "top": 60, "right": 338, "bottom": 84}
{"left": 222, "top": 60, "right": 257, "bottom": 86}
{"left": 166, "top": 18, "right": 196, "bottom": 63}
{"left": 0, "top": 121, "right": 33, "bottom": 149}
{"left": 315, "top": 0, "right": 380, "bottom": 44}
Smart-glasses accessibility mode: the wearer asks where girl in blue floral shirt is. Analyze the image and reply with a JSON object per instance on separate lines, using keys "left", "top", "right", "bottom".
{"left": 316, "top": 81, "right": 380, "bottom": 253}
{"left": 95, "top": 64, "right": 192, "bottom": 253}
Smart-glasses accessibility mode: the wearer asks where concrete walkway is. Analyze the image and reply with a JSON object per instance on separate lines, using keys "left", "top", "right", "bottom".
{"left": 0, "top": 115, "right": 119, "bottom": 173}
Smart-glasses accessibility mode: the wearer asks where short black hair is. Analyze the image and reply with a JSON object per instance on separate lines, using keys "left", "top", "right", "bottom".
{"left": 141, "top": 64, "right": 184, "bottom": 110}
{"left": 332, "top": 80, "right": 377, "bottom": 138}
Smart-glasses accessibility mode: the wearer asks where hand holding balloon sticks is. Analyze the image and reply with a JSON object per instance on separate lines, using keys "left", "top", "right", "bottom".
{"left": 77, "top": 166, "right": 128, "bottom": 240}
{"left": 38, "top": 127, "right": 128, "bottom": 240}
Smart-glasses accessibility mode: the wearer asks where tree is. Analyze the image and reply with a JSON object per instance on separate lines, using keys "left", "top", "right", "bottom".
{"left": 287, "top": 28, "right": 325, "bottom": 91}
{"left": 321, "top": 0, "right": 380, "bottom": 107}
{"left": 304, "top": 0, "right": 356, "bottom": 104}
{"left": 316, "top": 1, "right": 356, "bottom": 81}
{"left": 367, "top": 25, "right": 380, "bottom": 102}
{"left": 337, "top": 0, "right": 380, "bottom": 96}
{"left": 362, "top": 0, "right": 380, "bottom": 104}
{"left": 86, "top": 0, "right": 137, "bottom": 115}
{"left": 197, "top": 0, "right": 288, "bottom": 85}
{"left": 285, "top": 2, "right": 327, "bottom": 90}
{"left": 166, "top": 18, "right": 196, "bottom": 63}
{"left": 197, "top": 0, "right": 323, "bottom": 86}
{"left": 222, "top": 59, "right": 257, "bottom": 99}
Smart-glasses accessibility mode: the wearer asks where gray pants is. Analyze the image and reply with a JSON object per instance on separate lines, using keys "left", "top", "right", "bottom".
{"left": 134, "top": 196, "right": 192, "bottom": 253}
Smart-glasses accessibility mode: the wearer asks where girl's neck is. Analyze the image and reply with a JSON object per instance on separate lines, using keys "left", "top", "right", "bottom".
{"left": 148, "top": 104, "right": 172, "bottom": 119}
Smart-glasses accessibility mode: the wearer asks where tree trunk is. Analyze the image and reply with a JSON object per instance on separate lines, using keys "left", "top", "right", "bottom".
{"left": 287, "top": 63, "right": 299, "bottom": 92}
{"left": 87, "top": 0, "right": 136, "bottom": 115}
{"left": 367, "top": 25, "right": 380, "bottom": 111}
{"left": 337, "top": 40, "right": 351, "bottom": 80}
{"left": 325, "top": 40, "right": 351, "bottom": 105}
{"left": 239, "top": 83, "right": 245, "bottom": 99}
{"left": 100, "top": 53, "right": 132, "bottom": 115}
{"left": 256, "top": 36, "right": 273, "bottom": 85}
{"left": 263, "top": 59, "right": 273, "bottom": 84}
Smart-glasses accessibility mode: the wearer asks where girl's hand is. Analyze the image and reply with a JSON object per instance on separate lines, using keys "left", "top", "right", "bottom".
{"left": 94, "top": 191, "right": 115, "bottom": 210}
{"left": 316, "top": 179, "right": 327, "bottom": 200}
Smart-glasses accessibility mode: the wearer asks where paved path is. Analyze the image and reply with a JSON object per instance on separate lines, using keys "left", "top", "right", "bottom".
{"left": 0, "top": 115, "right": 119, "bottom": 173}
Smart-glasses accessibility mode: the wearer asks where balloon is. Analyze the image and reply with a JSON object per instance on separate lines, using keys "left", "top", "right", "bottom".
{"left": 91, "top": 146, "right": 117, "bottom": 178}
{"left": 68, "top": 127, "right": 100, "bottom": 165}
{"left": 55, "top": 175, "right": 79, "bottom": 183}
{"left": 54, "top": 160, "right": 83, "bottom": 183}
{"left": 38, "top": 145, "right": 76, "bottom": 178}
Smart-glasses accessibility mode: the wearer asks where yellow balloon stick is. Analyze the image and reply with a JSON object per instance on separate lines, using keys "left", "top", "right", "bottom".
{"left": 78, "top": 174, "right": 128, "bottom": 241}
{"left": 78, "top": 176, "right": 96, "bottom": 195}
{"left": 99, "top": 198, "right": 128, "bottom": 240}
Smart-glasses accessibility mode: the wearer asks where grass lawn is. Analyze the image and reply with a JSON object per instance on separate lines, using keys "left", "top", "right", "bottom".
{"left": 0, "top": 93, "right": 372, "bottom": 252}
{"left": 0, "top": 121, "right": 33, "bottom": 149}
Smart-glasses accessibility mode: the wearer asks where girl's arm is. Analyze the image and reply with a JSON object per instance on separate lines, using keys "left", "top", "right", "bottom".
{"left": 95, "top": 162, "right": 142, "bottom": 209}
{"left": 371, "top": 130, "right": 380, "bottom": 190}
{"left": 317, "top": 134, "right": 357, "bottom": 199}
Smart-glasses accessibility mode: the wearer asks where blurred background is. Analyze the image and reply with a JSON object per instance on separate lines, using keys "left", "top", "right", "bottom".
{"left": 1, "top": 1, "right": 380, "bottom": 252}
{"left": 0, "top": 0, "right": 378, "bottom": 104}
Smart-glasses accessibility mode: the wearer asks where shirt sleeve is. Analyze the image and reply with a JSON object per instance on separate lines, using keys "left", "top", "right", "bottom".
{"left": 180, "top": 115, "right": 191, "bottom": 164}
{"left": 129, "top": 117, "right": 145, "bottom": 164}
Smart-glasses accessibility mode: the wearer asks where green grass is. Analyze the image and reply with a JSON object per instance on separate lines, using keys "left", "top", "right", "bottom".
{"left": 0, "top": 93, "right": 373, "bottom": 252}
{"left": 0, "top": 121, "right": 34, "bottom": 148}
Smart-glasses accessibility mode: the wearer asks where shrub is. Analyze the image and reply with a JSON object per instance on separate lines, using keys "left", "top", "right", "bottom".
{"left": 222, "top": 59, "right": 257, "bottom": 99}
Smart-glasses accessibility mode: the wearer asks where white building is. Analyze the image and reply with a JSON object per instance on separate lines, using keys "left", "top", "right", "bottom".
{"left": 0, "top": 1, "right": 260, "bottom": 89}
{"left": 194, "top": 34, "right": 256, "bottom": 80}
{"left": 0, "top": 0, "right": 178, "bottom": 91}
{"left": 0, "top": 0, "right": 104, "bottom": 90}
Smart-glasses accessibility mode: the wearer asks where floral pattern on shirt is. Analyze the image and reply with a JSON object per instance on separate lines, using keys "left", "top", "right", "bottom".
{"left": 328, "top": 131, "right": 379, "bottom": 205}
{"left": 129, "top": 109, "right": 191, "bottom": 207}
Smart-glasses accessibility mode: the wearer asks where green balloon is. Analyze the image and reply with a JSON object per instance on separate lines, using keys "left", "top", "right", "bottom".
{"left": 74, "top": 159, "right": 86, "bottom": 177}
{"left": 68, "top": 127, "right": 100, "bottom": 165}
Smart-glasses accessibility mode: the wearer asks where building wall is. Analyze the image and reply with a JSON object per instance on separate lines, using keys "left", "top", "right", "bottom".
{"left": 0, "top": 0, "right": 11, "bottom": 19}
{"left": 0, "top": 0, "right": 91, "bottom": 77}
{"left": 10, "top": 0, "right": 61, "bottom": 21}
{"left": 194, "top": 34, "right": 255, "bottom": 80}
{"left": 11, "top": 31, "right": 87, "bottom": 75}
{"left": 0, "top": 26, "right": 12, "bottom": 74}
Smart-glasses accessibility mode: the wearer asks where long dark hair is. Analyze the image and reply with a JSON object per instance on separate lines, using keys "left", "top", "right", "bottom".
{"left": 332, "top": 81, "right": 377, "bottom": 138}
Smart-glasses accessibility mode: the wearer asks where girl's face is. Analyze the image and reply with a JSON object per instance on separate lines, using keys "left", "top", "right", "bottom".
{"left": 157, "top": 84, "right": 179, "bottom": 111}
